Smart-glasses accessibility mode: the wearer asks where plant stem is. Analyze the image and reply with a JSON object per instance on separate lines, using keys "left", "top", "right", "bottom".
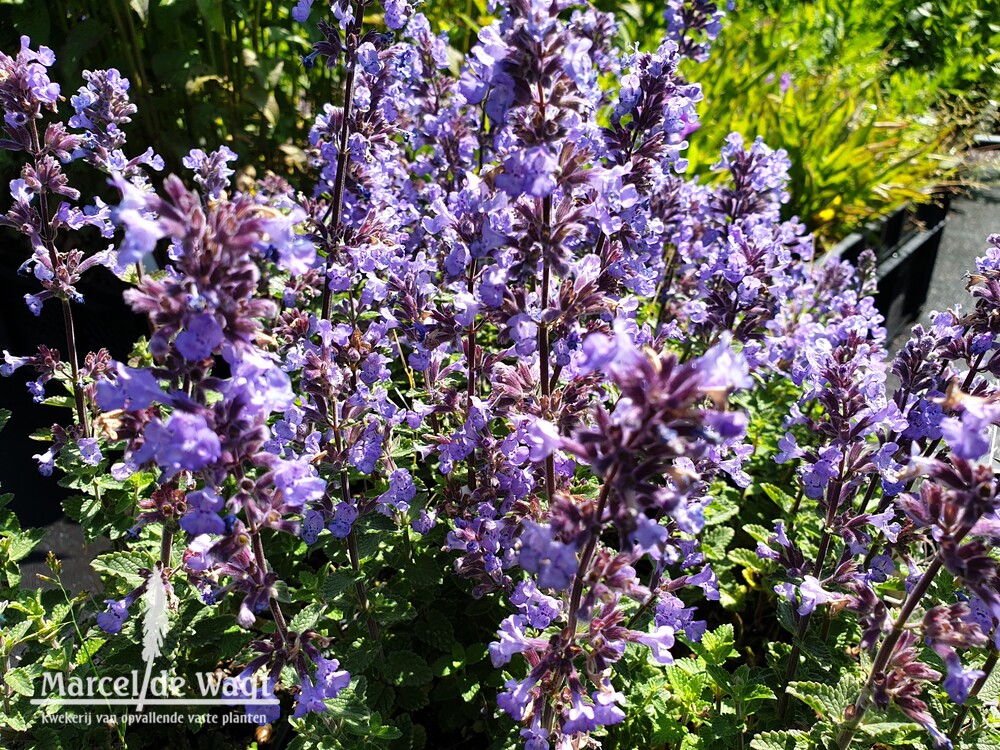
{"left": 466, "top": 259, "right": 478, "bottom": 491}
{"left": 320, "top": 0, "right": 365, "bottom": 323}
{"left": 160, "top": 527, "right": 173, "bottom": 568}
{"left": 562, "top": 463, "right": 620, "bottom": 643}
{"left": 29, "top": 120, "right": 91, "bottom": 438}
{"left": 330, "top": 399, "right": 382, "bottom": 650}
{"left": 835, "top": 554, "right": 944, "bottom": 749}
{"left": 538, "top": 197, "right": 556, "bottom": 504}
{"left": 246, "top": 513, "right": 290, "bottom": 643}
{"left": 776, "top": 478, "right": 840, "bottom": 719}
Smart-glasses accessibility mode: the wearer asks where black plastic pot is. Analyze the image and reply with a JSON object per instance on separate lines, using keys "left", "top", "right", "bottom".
{"left": 826, "top": 195, "right": 951, "bottom": 338}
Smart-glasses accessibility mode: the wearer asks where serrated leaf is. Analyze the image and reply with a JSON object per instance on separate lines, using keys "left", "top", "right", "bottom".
{"left": 5, "top": 528, "right": 45, "bottom": 562}
{"left": 91, "top": 551, "right": 150, "bottom": 586}
{"left": 694, "top": 624, "right": 736, "bottom": 666}
{"left": 729, "top": 547, "right": 768, "bottom": 573}
{"left": 761, "top": 483, "right": 799, "bottom": 514}
{"left": 750, "top": 730, "right": 812, "bottom": 750}
{"left": 858, "top": 720, "right": 921, "bottom": 741}
{"left": 702, "top": 525, "right": 735, "bottom": 561}
{"left": 743, "top": 524, "right": 772, "bottom": 544}
{"left": 75, "top": 637, "right": 106, "bottom": 666}
{"left": 289, "top": 602, "right": 325, "bottom": 632}
{"left": 979, "top": 660, "right": 1000, "bottom": 703}
{"left": 385, "top": 650, "right": 433, "bottom": 687}
{"left": 322, "top": 568, "right": 362, "bottom": 600}
{"left": 705, "top": 493, "right": 740, "bottom": 526}
{"left": 787, "top": 675, "right": 861, "bottom": 721}
{"left": 4, "top": 667, "right": 34, "bottom": 697}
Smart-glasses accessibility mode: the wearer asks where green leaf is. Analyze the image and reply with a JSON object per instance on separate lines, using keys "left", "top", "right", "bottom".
{"left": 4, "top": 527, "right": 45, "bottom": 563}
{"left": 90, "top": 550, "right": 150, "bottom": 586}
{"left": 289, "top": 602, "right": 325, "bottom": 632}
{"left": 702, "top": 525, "right": 735, "bottom": 561}
{"left": 196, "top": 0, "right": 225, "bottom": 33}
{"left": 787, "top": 675, "right": 861, "bottom": 721}
{"left": 858, "top": 720, "right": 921, "bottom": 743}
{"left": 750, "top": 730, "right": 812, "bottom": 750}
{"left": 728, "top": 547, "right": 768, "bottom": 573}
{"left": 979, "top": 659, "right": 1000, "bottom": 703}
{"left": 75, "top": 637, "right": 106, "bottom": 667}
{"left": 384, "top": 650, "right": 433, "bottom": 687}
{"left": 691, "top": 624, "right": 736, "bottom": 666}
{"left": 4, "top": 667, "right": 34, "bottom": 697}
{"left": 322, "top": 568, "right": 362, "bottom": 600}
{"left": 760, "top": 483, "right": 799, "bottom": 514}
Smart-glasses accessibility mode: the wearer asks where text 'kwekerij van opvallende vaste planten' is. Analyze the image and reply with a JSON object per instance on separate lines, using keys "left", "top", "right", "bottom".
{"left": 1, "top": 0, "right": 1000, "bottom": 748}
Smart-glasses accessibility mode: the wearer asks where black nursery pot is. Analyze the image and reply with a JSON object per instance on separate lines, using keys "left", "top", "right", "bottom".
{"left": 826, "top": 196, "right": 951, "bottom": 339}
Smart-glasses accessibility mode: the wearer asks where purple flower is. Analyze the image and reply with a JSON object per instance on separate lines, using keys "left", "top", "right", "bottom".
{"left": 182, "top": 146, "right": 237, "bottom": 199}
{"left": 591, "top": 689, "right": 626, "bottom": 728}
{"left": 524, "top": 419, "right": 561, "bottom": 463}
{"left": 698, "top": 334, "right": 752, "bottom": 392}
{"left": 943, "top": 652, "right": 984, "bottom": 704}
{"left": 78, "top": 437, "right": 101, "bottom": 466}
{"left": 382, "top": 0, "right": 410, "bottom": 29}
{"left": 348, "top": 420, "right": 382, "bottom": 474}
{"left": 377, "top": 468, "right": 416, "bottom": 514}
{"left": 510, "top": 580, "right": 561, "bottom": 629}
{"left": 775, "top": 432, "right": 803, "bottom": 464}
{"left": 489, "top": 614, "right": 534, "bottom": 667}
{"left": 302, "top": 509, "right": 325, "bottom": 544}
{"left": 180, "top": 488, "right": 227, "bottom": 536}
{"left": 562, "top": 693, "right": 598, "bottom": 735}
{"left": 271, "top": 457, "right": 326, "bottom": 508}
{"left": 328, "top": 502, "right": 358, "bottom": 538}
{"left": 0, "top": 350, "right": 30, "bottom": 377}
{"left": 314, "top": 655, "right": 351, "bottom": 699}
{"left": 97, "top": 599, "right": 131, "bottom": 635}
{"left": 411, "top": 509, "right": 436, "bottom": 535}
{"left": 497, "top": 676, "right": 537, "bottom": 721}
{"left": 633, "top": 625, "right": 676, "bottom": 664}
{"left": 495, "top": 147, "right": 558, "bottom": 198}
{"left": 175, "top": 312, "right": 225, "bottom": 361}
{"left": 517, "top": 522, "right": 578, "bottom": 591}
{"left": 96, "top": 362, "right": 166, "bottom": 410}
{"left": 797, "top": 575, "right": 836, "bottom": 616}
{"left": 113, "top": 179, "right": 165, "bottom": 265}
{"left": 291, "top": 0, "right": 314, "bottom": 22}
{"left": 133, "top": 411, "right": 221, "bottom": 477}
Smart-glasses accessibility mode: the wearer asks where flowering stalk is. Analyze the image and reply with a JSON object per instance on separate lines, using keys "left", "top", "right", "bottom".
{"left": 319, "top": 0, "right": 366, "bottom": 323}
{"left": 331, "top": 399, "right": 381, "bottom": 646}
{"left": 27, "top": 119, "right": 91, "bottom": 438}
{"left": 835, "top": 554, "right": 944, "bottom": 749}
{"left": 538, "top": 197, "right": 556, "bottom": 503}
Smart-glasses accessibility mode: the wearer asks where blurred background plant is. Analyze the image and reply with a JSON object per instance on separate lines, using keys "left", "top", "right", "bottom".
{"left": 0, "top": 0, "right": 996, "bottom": 243}
{"left": 672, "top": 0, "right": 999, "bottom": 247}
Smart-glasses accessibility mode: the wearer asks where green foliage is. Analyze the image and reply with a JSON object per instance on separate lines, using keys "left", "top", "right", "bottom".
{"left": 682, "top": 0, "right": 965, "bottom": 248}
